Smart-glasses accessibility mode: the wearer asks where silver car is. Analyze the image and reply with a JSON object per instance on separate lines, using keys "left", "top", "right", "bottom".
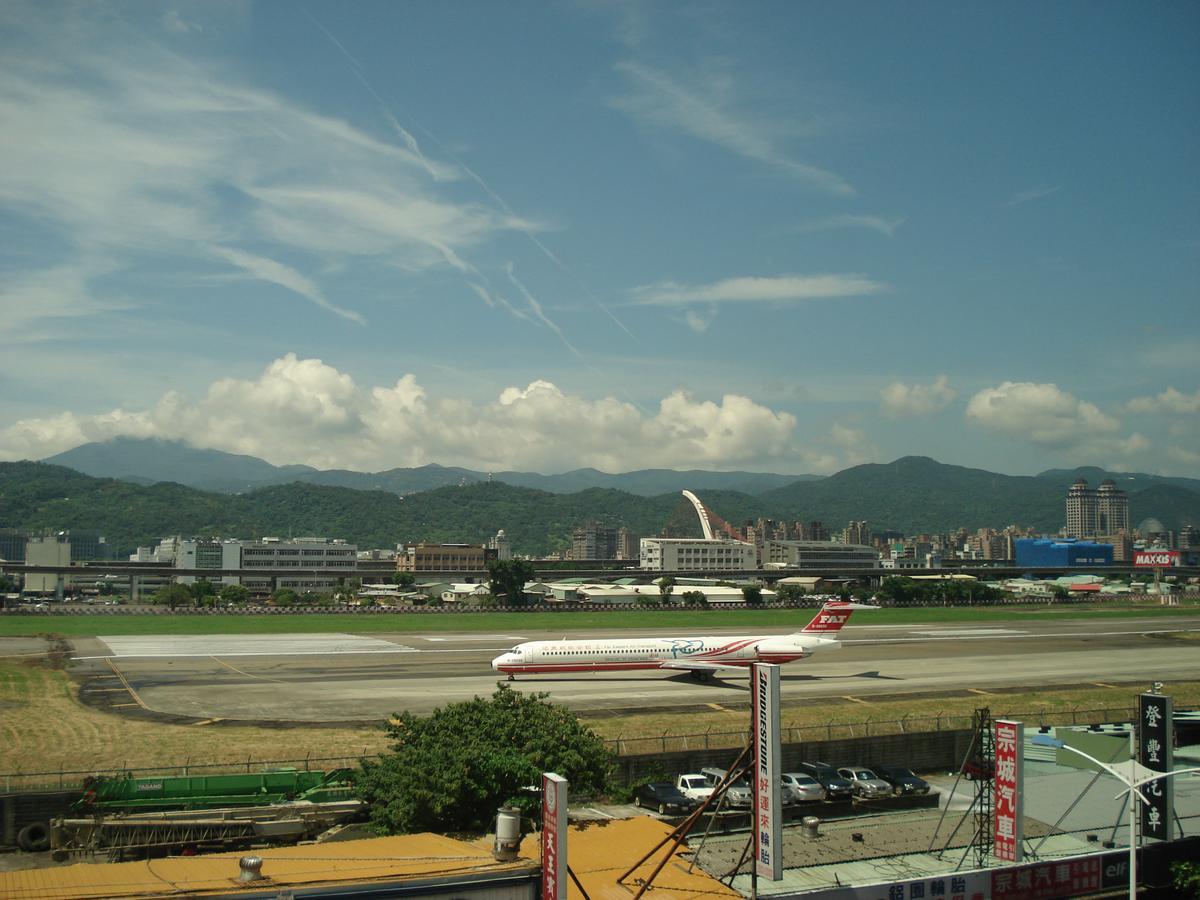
{"left": 781, "top": 772, "right": 826, "bottom": 803}
{"left": 837, "top": 766, "right": 893, "bottom": 798}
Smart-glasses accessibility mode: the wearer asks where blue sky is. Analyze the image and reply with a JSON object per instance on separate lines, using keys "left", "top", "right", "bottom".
{"left": 1, "top": 0, "right": 1197, "bottom": 477}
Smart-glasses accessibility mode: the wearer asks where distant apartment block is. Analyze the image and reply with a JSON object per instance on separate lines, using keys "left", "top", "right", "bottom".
{"left": 396, "top": 543, "right": 497, "bottom": 573}
{"left": 175, "top": 538, "right": 242, "bottom": 587}
{"left": 570, "top": 523, "right": 619, "bottom": 560}
{"left": 639, "top": 538, "right": 757, "bottom": 572}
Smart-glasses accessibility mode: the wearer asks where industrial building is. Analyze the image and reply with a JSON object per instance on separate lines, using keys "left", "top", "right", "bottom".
{"left": 1014, "top": 538, "right": 1114, "bottom": 568}
{"left": 761, "top": 540, "right": 879, "bottom": 570}
{"left": 396, "top": 542, "right": 496, "bottom": 573}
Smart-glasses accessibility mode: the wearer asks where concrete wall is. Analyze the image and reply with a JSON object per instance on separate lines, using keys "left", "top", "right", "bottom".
{"left": 611, "top": 728, "right": 975, "bottom": 785}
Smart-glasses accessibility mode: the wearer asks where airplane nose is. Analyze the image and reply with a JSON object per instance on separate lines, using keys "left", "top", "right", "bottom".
{"left": 492, "top": 653, "right": 509, "bottom": 671}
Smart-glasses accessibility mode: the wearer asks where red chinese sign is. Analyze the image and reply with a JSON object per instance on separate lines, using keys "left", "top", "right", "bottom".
{"left": 542, "top": 773, "right": 567, "bottom": 900}
{"left": 993, "top": 719, "right": 1023, "bottom": 863}
{"left": 992, "top": 857, "right": 1101, "bottom": 899}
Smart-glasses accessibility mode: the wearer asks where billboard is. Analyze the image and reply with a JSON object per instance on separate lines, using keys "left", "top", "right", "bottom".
{"left": 1138, "top": 693, "right": 1172, "bottom": 841}
{"left": 542, "top": 773, "right": 568, "bottom": 900}
{"left": 994, "top": 719, "right": 1024, "bottom": 863}
{"left": 752, "top": 663, "right": 782, "bottom": 881}
{"left": 1134, "top": 550, "right": 1180, "bottom": 567}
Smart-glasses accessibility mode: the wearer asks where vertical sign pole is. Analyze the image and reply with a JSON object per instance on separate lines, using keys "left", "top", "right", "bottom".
{"left": 752, "top": 663, "right": 782, "bottom": 882}
{"left": 993, "top": 719, "right": 1024, "bottom": 863}
{"left": 1139, "top": 692, "right": 1172, "bottom": 843}
{"left": 542, "top": 773, "right": 568, "bottom": 900}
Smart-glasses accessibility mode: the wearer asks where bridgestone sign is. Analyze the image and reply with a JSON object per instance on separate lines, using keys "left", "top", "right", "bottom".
{"left": 751, "top": 663, "right": 782, "bottom": 881}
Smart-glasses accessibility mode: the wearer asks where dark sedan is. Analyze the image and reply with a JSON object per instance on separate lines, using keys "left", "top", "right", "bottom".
{"left": 796, "top": 762, "right": 854, "bottom": 801}
{"left": 874, "top": 765, "right": 931, "bottom": 795}
{"left": 633, "top": 782, "right": 699, "bottom": 815}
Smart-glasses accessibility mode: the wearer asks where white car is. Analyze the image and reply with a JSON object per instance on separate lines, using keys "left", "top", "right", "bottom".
{"left": 675, "top": 774, "right": 715, "bottom": 803}
{"left": 781, "top": 772, "right": 826, "bottom": 803}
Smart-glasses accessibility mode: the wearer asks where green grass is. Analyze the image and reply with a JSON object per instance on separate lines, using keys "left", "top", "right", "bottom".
{"left": 1, "top": 600, "right": 1196, "bottom": 636}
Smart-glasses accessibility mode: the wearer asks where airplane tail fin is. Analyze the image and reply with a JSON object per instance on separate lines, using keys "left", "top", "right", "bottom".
{"left": 799, "top": 601, "right": 877, "bottom": 634}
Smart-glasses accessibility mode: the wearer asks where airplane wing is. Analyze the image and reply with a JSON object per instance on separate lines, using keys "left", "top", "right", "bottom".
{"left": 658, "top": 659, "right": 747, "bottom": 672}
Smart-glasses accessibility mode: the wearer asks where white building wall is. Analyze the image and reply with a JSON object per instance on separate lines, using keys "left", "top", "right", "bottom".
{"left": 639, "top": 538, "right": 757, "bottom": 571}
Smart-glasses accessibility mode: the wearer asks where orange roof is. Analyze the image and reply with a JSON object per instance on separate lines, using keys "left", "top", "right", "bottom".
{"left": 521, "top": 816, "right": 740, "bottom": 900}
{"left": 0, "top": 833, "right": 535, "bottom": 899}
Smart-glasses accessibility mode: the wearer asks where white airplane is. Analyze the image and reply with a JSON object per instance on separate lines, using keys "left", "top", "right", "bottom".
{"left": 491, "top": 600, "right": 872, "bottom": 681}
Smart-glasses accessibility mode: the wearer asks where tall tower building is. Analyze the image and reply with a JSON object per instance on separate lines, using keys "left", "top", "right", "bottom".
{"left": 1065, "top": 478, "right": 1099, "bottom": 538}
{"left": 1096, "top": 479, "right": 1129, "bottom": 535}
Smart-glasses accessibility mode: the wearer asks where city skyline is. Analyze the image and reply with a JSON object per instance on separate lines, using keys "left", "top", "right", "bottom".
{"left": 1, "top": 1, "right": 1197, "bottom": 478}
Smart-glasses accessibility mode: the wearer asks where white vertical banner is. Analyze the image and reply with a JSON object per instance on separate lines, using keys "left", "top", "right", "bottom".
{"left": 994, "top": 719, "right": 1024, "bottom": 863}
{"left": 752, "top": 663, "right": 782, "bottom": 881}
{"left": 542, "top": 773, "right": 568, "bottom": 900}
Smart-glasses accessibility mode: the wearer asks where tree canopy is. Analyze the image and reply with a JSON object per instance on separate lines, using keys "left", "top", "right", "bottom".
{"left": 487, "top": 559, "right": 536, "bottom": 605}
{"left": 355, "top": 685, "right": 612, "bottom": 834}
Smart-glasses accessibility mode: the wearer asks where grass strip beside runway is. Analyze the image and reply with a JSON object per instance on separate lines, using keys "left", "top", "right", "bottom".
{"left": 0, "top": 599, "right": 1196, "bottom": 636}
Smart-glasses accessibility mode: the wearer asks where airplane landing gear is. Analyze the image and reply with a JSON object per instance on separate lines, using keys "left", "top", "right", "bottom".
{"left": 507, "top": 674, "right": 515, "bottom": 682}
{"left": 690, "top": 670, "right": 713, "bottom": 683}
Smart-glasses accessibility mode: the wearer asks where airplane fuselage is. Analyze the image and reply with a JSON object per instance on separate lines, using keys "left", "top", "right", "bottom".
{"left": 491, "top": 633, "right": 838, "bottom": 676}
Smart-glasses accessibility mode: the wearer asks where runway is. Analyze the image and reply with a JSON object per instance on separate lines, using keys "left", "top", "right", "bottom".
{"left": 64, "top": 615, "right": 1200, "bottom": 723}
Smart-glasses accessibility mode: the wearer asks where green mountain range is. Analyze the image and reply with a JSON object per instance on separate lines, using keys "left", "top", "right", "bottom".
{"left": 2, "top": 455, "right": 1197, "bottom": 558}
{"left": 43, "top": 438, "right": 811, "bottom": 497}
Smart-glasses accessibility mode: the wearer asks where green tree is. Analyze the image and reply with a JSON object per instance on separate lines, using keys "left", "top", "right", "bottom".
{"left": 742, "top": 585, "right": 763, "bottom": 605}
{"left": 1174, "top": 861, "right": 1200, "bottom": 899}
{"left": 487, "top": 559, "right": 536, "bottom": 606}
{"left": 218, "top": 584, "right": 250, "bottom": 605}
{"left": 191, "top": 578, "right": 216, "bottom": 606}
{"left": 681, "top": 590, "right": 708, "bottom": 607}
{"left": 272, "top": 588, "right": 299, "bottom": 607}
{"left": 776, "top": 584, "right": 806, "bottom": 603}
{"left": 393, "top": 572, "right": 416, "bottom": 589}
{"left": 152, "top": 583, "right": 193, "bottom": 610}
{"left": 356, "top": 685, "right": 612, "bottom": 834}
{"left": 658, "top": 576, "right": 676, "bottom": 605}
{"left": 1050, "top": 584, "right": 1071, "bottom": 601}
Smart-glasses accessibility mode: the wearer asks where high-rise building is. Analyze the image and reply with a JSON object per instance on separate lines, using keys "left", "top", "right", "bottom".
{"left": 570, "top": 523, "right": 619, "bottom": 560}
{"left": 843, "top": 521, "right": 869, "bottom": 546}
{"left": 808, "top": 521, "right": 830, "bottom": 542}
{"left": 1066, "top": 478, "right": 1099, "bottom": 538}
{"left": 1096, "top": 480, "right": 1130, "bottom": 534}
{"left": 616, "top": 527, "right": 638, "bottom": 561}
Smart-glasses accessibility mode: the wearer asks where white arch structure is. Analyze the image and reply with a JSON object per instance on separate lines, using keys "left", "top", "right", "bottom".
{"left": 681, "top": 490, "right": 715, "bottom": 541}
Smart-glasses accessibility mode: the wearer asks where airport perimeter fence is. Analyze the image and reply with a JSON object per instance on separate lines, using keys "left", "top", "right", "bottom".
{"left": 1, "top": 705, "right": 1144, "bottom": 794}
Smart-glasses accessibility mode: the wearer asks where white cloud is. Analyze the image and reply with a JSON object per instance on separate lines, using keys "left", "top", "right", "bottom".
{"left": 880, "top": 376, "right": 956, "bottom": 418}
{"left": 797, "top": 214, "right": 905, "bottom": 237}
{"left": 0, "top": 355, "right": 864, "bottom": 474}
{"left": 965, "top": 381, "right": 1121, "bottom": 447}
{"left": 1004, "top": 185, "right": 1060, "bottom": 207}
{"left": 630, "top": 274, "right": 886, "bottom": 307}
{"left": 1167, "top": 446, "right": 1200, "bottom": 467}
{"left": 1126, "top": 387, "right": 1200, "bottom": 415}
{"left": 0, "top": 6, "right": 534, "bottom": 338}
{"left": 610, "top": 61, "right": 854, "bottom": 195}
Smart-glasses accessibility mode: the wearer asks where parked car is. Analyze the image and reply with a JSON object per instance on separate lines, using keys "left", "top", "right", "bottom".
{"left": 874, "top": 765, "right": 931, "bottom": 795}
{"left": 796, "top": 762, "right": 854, "bottom": 800}
{"left": 961, "top": 758, "right": 995, "bottom": 781}
{"left": 780, "top": 772, "right": 826, "bottom": 803}
{"left": 700, "top": 767, "right": 752, "bottom": 808}
{"left": 633, "top": 782, "right": 699, "bottom": 815}
{"left": 837, "top": 766, "right": 894, "bottom": 799}
{"left": 675, "top": 773, "right": 715, "bottom": 803}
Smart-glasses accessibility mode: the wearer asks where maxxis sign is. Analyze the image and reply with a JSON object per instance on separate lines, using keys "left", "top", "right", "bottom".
{"left": 1134, "top": 550, "right": 1179, "bottom": 567}
{"left": 542, "top": 773, "right": 567, "bottom": 900}
{"left": 751, "top": 663, "right": 782, "bottom": 881}
{"left": 994, "top": 719, "right": 1024, "bottom": 863}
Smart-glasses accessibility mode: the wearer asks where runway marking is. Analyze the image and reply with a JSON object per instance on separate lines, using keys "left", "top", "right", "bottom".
{"left": 191, "top": 718, "right": 224, "bottom": 726}
{"left": 843, "top": 628, "right": 1193, "bottom": 646}
{"left": 1092, "top": 682, "right": 1118, "bottom": 688}
{"left": 210, "top": 656, "right": 287, "bottom": 684}
{"left": 706, "top": 703, "right": 730, "bottom": 712}
{"left": 111, "top": 703, "right": 141, "bottom": 709}
{"left": 83, "top": 634, "right": 418, "bottom": 659}
{"left": 842, "top": 695, "right": 871, "bottom": 705}
{"left": 106, "top": 658, "right": 149, "bottom": 711}
{"left": 910, "top": 629, "right": 1026, "bottom": 637}
{"left": 967, "top": 688, "right": 996, "bottom": 696}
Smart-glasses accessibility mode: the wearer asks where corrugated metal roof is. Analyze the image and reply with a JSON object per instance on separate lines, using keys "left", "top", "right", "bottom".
{"left": 519, "top": 816, "right": 740, "bottom": 900}
{"left": 0, "top": 833, "right": 535, "bottom": 899}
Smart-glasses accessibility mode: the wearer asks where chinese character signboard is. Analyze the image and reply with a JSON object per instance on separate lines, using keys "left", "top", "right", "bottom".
{"left": 1134, "top": 550, "right": 1179, "bottom": 567}
{"left": 542, "top": 773, "right": 568, "bottom": 900}
{"left": 993, "top": 719, "right": 1024, "bottom": 863}
{"left": 992, "top": 857, "right": 1101, "bottom": 899}
{"left": 752, "top": 663, "right": 782, "bottom": 881}
{"left": 1139, "top": 692, "right": 1172, "bottom": 841}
